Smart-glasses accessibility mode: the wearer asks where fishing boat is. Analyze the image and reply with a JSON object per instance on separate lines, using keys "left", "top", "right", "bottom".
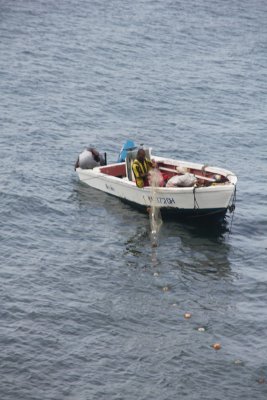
{"left": 75, "top": 146, "right": 237, "bottom": 221}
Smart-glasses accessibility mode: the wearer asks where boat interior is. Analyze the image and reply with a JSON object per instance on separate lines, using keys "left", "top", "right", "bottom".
{"left": 99, "top": 160, "right": 229, "bottom": 187}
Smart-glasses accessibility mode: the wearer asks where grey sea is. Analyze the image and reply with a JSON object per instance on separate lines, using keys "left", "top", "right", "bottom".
{"left": 0, "top": 0, "right": 267, "bottom": 399}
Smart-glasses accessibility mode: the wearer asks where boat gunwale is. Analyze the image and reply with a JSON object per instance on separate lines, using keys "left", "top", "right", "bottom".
{"left": 93, "top": 156, "right": 237, "bottom": 185}
{"left": 77, "top": 167, "right": 236, "bottom": 194}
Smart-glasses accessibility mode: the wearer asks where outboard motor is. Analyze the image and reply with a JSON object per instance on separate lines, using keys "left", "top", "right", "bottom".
{"left": 75, "top": 147, "right": 106, "bottom": 170}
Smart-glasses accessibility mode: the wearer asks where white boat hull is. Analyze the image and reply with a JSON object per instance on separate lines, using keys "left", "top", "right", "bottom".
{"left": 76, "top": 156, "right": 237, "bottom": 221}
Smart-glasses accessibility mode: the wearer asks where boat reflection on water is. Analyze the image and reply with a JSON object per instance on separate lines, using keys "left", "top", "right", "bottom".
{"left": 160, "top": 221, "right": 232, "bottom": 278}
{"left": 124, "top": 216, "right": 233, "bottom": 280}
{"left": 73, "top": 180, "right": 232, "bottom": 279}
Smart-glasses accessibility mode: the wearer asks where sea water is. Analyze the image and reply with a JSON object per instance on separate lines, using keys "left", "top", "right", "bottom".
{"left": 0, "top": 1, "right": 267, "bottom": 399}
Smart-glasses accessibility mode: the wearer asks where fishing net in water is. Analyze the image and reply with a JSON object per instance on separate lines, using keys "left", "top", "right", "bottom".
{"left": 149, "top": 169, "right": 163, "bottom": 247}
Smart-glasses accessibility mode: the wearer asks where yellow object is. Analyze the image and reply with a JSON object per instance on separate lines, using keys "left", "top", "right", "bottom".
{"left": 132, "top": 158, "right": 153, "bottom": 188}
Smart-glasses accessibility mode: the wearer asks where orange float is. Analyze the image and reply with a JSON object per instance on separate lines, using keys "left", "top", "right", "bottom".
{"left": 212, "top": 343, "right": 221, "bottom": 350}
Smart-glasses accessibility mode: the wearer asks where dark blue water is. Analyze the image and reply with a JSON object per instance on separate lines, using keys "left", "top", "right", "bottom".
{"left": 1, "top": 0, "right": 267, "bottom": 399}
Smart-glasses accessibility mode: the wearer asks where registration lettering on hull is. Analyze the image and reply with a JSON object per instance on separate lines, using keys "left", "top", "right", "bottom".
{"left": 145, "top": 196, "right": 175, "bottom": 205}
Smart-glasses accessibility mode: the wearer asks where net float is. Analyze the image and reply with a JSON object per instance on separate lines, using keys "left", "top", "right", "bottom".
{"left": 184, "top": 312, "right": 192, "bottom": 319}
{"left": 212, "top": 343, "right": 221, "bottom": 350}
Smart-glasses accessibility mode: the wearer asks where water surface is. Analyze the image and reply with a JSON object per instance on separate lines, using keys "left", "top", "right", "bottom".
{"left": 0, "top": 0, "right": 267, "bottom": 399}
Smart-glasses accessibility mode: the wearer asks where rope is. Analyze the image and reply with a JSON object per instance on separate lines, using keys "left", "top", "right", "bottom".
{"left": 228, "top": 186, "right": 237, "bottom": 235}
{"left": 193, "top": 186, "right": 199, "bottom": 209}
